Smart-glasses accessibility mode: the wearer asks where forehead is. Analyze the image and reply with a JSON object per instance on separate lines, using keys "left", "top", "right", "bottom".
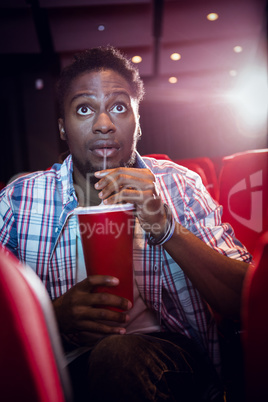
{"left": 67, "top": 69, "right": 133, "bottom": 99}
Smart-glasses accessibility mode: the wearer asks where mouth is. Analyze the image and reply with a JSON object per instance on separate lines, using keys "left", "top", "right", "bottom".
{"left": 90, "top": 141, "right": 120, "bottom": 158}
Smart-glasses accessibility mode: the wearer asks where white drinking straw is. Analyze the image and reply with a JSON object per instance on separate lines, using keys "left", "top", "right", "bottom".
{"left": 103, "top": 148, "right": 107, "bottom": 170}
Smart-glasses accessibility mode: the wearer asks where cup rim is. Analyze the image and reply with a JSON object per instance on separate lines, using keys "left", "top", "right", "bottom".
{"left": 73, "top": 203, "right": 135, "bottom": 215}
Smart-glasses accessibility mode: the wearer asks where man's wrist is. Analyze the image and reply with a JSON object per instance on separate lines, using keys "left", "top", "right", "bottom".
{"left": 147, "top": 204, "right": 175, "bottom": 246}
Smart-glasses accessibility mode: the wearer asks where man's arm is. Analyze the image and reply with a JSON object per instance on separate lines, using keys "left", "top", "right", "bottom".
{"left": 163, "top": 223, "right": 249, "bottom": 319}
{"left": 95, "top": 166, "right": 250, "bottom": 320}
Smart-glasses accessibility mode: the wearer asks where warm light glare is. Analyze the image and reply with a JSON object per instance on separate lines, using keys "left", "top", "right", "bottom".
{"left": 207, "top": 13, "right": 219, "bottom": 21}
{"left": 170, "top": 53, "right": 181, "bottom": 61}
{"left": 132, "top": 55, "right": 142, "bottom": 64}
{"left": 35, "top": 78, "right": 44, "bottom": 90}
{"left": 169, "top": 77, "right": 178, "bottom": 84}
{"left": 229, "top": 70, "right": 238, "bottom": 77}
{"left": 225, "top": 66, "right": 268, "bottom": 131}
{"left": 233, "top": 45, "right": 243, "bottom": 53}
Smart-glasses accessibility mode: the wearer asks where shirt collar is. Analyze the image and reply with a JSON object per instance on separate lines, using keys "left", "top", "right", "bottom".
{"left": 60, "top": 154, "right": 75, "bottom": 205}
{"left": 61, "top": 152, "right": 147, "bottom": 205}
{"left": 134, "top": 152, "right": 148, "bottom": 169}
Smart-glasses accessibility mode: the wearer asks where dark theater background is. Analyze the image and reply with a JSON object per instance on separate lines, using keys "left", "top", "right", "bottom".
{"left": 0, "top": 2, "right": 268, "bottom": 401}
{"left": 0, "top": 0, "right": 267, "bottom": 184}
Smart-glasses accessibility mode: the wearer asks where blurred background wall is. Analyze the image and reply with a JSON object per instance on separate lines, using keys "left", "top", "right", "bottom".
{"left": 0, "top": 0, "right": 267, "bottom": 184}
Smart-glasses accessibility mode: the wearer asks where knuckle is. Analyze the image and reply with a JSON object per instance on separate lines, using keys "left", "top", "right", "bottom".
{"left": 119, "top": 298, "right": 128, "bottom": 310}
{"left": 98, "top": 293, "right": 109, "bottom": 304}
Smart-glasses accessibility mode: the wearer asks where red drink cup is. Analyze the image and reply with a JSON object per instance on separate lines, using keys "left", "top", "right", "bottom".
{"left": 74, "top": 203, "right": 135, "bottom": 309}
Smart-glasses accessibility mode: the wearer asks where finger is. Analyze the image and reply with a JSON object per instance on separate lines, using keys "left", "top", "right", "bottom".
{"left": 95, "top": 167, "right": 153, "bottom": 179}
{"left": 102, "top": 189, "right": 159, "bottom": 209}
{"left": 87, "top": 275, "right": 120, "bottom": 288}
{"left": 76, "top": 304, "right": 130, "bottom": 324}
{"left": 80, "top": 322, "right": 127, "bottom": 335}
{"left": 77, "top": 275, "right": 120, "bottom": 292}
{"left": 71, "top": 321, "right": 127, "bottom": 346}
{"left": 94, "top": 167, "right": 148, "bottom": 177}
{"left": 85, "top": 291, "right": 132, "bottom": 311}
{"left": 101, "top": 188, "right": 143, "bottom": 204}
{"left": 95, "top": 168, "right": 155, "bottom": 193}
{"left": 97, "top": 172, "right": 155, "bottom": 192}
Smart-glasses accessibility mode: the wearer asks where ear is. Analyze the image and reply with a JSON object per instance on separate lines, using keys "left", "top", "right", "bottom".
{"left": 58, "top": 118, "right": 66, "bottom": 141}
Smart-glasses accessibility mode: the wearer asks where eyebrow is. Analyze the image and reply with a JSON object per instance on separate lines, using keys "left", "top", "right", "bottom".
{"left": 70, "top": 90, "right": 131, "bottom": 105}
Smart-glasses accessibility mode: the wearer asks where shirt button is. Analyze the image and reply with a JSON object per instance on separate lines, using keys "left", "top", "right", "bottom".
{"left": 154, "top": 265, "right": 158, "bottom": 272}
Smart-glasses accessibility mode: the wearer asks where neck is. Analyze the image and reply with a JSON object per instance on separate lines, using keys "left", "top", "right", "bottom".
{"left": 73, "top": 165, "right": 101, "bottom": 207}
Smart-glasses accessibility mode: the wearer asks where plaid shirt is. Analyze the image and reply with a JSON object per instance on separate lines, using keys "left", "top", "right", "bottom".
{"left": 0, "top": 153, "right": 251, "bottom": 371}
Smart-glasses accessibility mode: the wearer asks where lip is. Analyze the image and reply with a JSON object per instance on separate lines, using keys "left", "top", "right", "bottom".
{"left": 90, "top": 140, "right": 120, "bottom": 158}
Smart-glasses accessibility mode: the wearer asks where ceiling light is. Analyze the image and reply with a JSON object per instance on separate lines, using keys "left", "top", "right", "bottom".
{"left": 169, "top": 77, "right": 178, "bottom": 84}
{"left": 98, "top": 25, "right": 105, "bottom": 31}
{"left": 170, "top": 53, "right": 181, "bottom": 61}
{"left": 132, "top": 55, "right": 142, "bottom": 64}
{"left": 229, "top": 70, "right": 238, "bottom": 77}
{"left": 233, "top": 45, "right": 243, "bottom": 53}
{"left": 35, "top": 78, "right": 44, "bottom": 90}
{"left": 206, "top": 13, "right": 219, "bottom": 21}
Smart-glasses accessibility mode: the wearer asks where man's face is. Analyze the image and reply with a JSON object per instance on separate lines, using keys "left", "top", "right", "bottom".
{"left": 59, "top": 69, "right": 140, "bottom": 177}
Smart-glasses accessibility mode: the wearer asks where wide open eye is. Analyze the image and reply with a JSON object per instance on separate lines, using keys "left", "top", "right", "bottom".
{"left": 111, "top": 104, "right": 127, "bottom": 114}
{"left": 77, "top": 105, "right": 94, "bottom": 116}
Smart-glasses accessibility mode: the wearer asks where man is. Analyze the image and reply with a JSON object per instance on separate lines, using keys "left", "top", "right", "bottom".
{"left": 0, "top": 47, "right": 251, "bottom": 401}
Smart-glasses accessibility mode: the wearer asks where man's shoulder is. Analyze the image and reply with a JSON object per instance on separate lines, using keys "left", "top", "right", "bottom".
{"left": 141, "top": 155, "right": 188, "bottom": 176}
{"left": 2, "top": 155, "right": 73, "bottom": 197}
{"left": 140, "top": 155, "right": 209, "bottom": 197}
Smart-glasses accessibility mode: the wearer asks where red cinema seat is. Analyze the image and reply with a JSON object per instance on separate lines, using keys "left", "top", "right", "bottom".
{"left": 241, "top": 231, "right": 268, "bottom": 402}
{"left": 218, "top": 149, "right": 268, "bottom": 255}
{"left": 175, "top": 157, "right": 219, "bottom": 200}
{"left": 0, "top": 245, "right": 72, "bottom": 402}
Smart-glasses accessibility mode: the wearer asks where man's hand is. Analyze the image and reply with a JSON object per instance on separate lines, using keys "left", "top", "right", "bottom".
{"left": 52, "top": 275, "right": 132, "bottom": 348}
{"left": 95, "top": 167, "right": 167, "bottom": 238}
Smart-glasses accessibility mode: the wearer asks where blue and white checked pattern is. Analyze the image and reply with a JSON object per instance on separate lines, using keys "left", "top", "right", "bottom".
{"left": 0, "top": 153, "right": 252, "bottom": 371}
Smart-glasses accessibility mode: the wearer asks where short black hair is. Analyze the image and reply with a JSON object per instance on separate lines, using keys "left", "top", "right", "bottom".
{"left": 56, "top": 46, "right": 145, "bottom": 117}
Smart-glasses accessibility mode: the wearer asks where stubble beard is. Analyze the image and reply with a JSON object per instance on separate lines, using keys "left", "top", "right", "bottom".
{"left": 72, "top": 148, "right": 137, "bottom": 186}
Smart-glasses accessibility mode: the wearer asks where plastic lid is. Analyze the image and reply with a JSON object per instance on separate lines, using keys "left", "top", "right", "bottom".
{"left": 73, "top": 203, "right": 135, "bottom": 215}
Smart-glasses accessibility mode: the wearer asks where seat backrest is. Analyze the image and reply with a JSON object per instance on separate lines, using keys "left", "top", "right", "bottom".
{"left": 218, "top": 149, "right": 268, "bottom": 255}
{"left": 241, "top": 231, "right": 268, "bottom": 401}
{"left": 0, "top": 245, "right": 72, "bottom": 402}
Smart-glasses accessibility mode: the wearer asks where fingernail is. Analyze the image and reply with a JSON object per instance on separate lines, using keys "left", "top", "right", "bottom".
{"left": 96, "top": 171, "right": 109, "bottom": 177}
{"left": 127, "top": 301, "right": 132, "bottom": 310}
{"left": 109, "top": 277, "right": 119, "bottom": 285}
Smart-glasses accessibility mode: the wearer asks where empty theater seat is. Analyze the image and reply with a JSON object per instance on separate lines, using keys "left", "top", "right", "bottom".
{"left": 218, "top": 149, "right": 268, "bottom": 255}
{"left": 0, "top": 245, "right": 72, "bottom": 402}
{"left": 241, "top": 231, "right": 268, "bottom": 402}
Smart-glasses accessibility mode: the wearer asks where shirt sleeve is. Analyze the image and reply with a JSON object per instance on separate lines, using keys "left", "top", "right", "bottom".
{"left": 183, "top": 170, "right": 252, "bottom": 263}
{"left": 0, "top": 188, "right": 19, "bottom": 257}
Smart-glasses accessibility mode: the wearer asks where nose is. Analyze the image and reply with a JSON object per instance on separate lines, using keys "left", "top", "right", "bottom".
{"left": 92, "top": 111, "right": 115, "bottom": 134}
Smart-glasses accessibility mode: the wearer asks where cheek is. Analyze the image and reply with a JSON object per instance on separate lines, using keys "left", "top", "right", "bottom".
{"left": 65, "top": 118, "right": 91, "bottom": 140}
